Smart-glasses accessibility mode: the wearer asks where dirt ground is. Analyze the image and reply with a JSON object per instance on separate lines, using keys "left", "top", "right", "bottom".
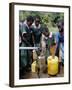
{"left": 20, "top": 64, "right": 64, "bottom": 79}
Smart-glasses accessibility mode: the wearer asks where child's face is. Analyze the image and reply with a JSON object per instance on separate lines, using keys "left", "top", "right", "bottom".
{"left": 43, "top": 30, "right": 49, "bottom": 37}
{"left": 45, "top": 32, "right": 48, "bottom": 37}
{"left": 27, "top": 21, "right": 33, "bottom": 27}
{"left": 35, "top": 18, "right": 40, "bottom": 27}
{"left": 57, "top": 21, "right": 64, "bottom": 35}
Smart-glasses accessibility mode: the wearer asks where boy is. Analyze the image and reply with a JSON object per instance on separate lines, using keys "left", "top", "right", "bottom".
{"left": 32, "top": 15, "right": 43, "bottom": 47}
{"left": 19, "top": 16, "right": 34, "bottom": 78}
{"left": 55, "top": 20, "right": 64, "bottom": 65}
{"left": 41, "top": 26, "right": 55, "bottom": 58}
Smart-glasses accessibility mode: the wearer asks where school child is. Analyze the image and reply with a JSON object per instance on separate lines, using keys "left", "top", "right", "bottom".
{"left": 55, "top": 20, "right": 64, "bottom": 65}
{"left": 41, "top": 26, "right": 55, "bottom": 62}
{"left": 32, "top": 15, "right": 43, "bottom": 47}
{"left": 19, "top": 16, "right": 34, "bottom": 78}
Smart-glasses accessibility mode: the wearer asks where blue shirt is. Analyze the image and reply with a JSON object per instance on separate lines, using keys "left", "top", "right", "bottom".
{"left": 55, "top": 32, "right": 64, "bottom": 60}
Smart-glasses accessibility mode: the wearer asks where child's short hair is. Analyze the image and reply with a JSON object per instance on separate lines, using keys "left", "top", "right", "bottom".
{"left": 57, "top": 19, "right": 64, "bottom": 32}
{"left": 26, "top": 15, "right": 34, "bottom": 22}
{"left": 35, "top": 15, "right": 41, "bottom": 21}
{"left": 42, "top": 25, "right": 49, "bottom": 34}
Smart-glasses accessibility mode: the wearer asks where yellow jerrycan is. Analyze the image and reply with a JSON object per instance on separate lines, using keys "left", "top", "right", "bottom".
{"left": 32, "top": 50, "right": 38, "bottom": 72}
{"left": 47, "top": 43, "right": 59, "bottom": 75}
{"left": 47, "top": 56, "right": 58, "bottom": 75}
{"left": 31, "top": 61, "right": 37, "bottom": 72}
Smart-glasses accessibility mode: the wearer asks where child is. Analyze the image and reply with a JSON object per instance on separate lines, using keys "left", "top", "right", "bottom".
{"left": 41, "top": 26, "right": 56, "bottom": 62}
{"left": 32, "top": 15, "right": 42, "bottom": 47}
{"left": 55, "top": 20, "right": 64, "bottom": 65}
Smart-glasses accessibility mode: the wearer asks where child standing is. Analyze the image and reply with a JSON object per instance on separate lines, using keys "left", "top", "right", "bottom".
{"left": 41, "top": 26, "right": 56, "bottom": 63}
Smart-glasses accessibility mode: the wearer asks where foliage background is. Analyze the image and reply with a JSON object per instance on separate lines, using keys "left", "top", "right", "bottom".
{"left": 19, "top": 11, "right": 64, "bottom": 33}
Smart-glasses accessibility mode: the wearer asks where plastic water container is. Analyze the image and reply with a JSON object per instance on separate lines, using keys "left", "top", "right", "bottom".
{"left": 31, "top": 61, "right": 36, "bottom": 72}
{"left": 47, "top": 56, "right": 58, "bottom": 75}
